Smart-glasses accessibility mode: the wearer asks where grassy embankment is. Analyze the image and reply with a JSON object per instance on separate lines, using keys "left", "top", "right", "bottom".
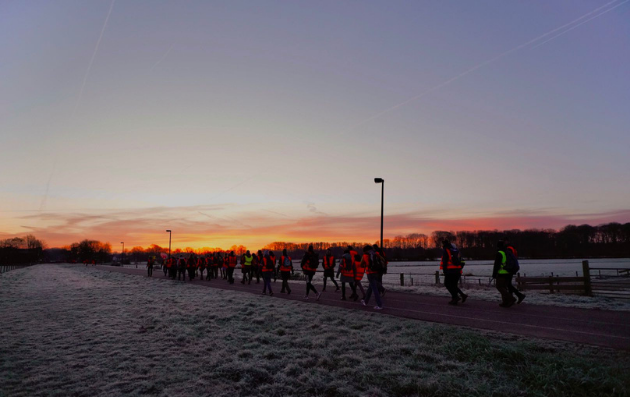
{"left": 1, "top": 264, "right": 628, "bottom": 397}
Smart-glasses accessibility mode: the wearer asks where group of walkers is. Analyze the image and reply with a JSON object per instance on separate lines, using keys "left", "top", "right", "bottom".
{"left": 149, "top": 244, "right": 389, "bottom": 310}
{"left": 147, "top": 239, "right": 526, "bottom": 310}
{"left": 439, "top": 239, "right": 526, "bottom": 307}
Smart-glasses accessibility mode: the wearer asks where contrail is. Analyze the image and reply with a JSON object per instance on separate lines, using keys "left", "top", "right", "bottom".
{"left": 72, "top": 0, "right": 116, "bottom": 117}
{"left": 531, "top": 0, "right": 629, "bottom": 49}
{"left": 38, "top": 164, "right": 56, "bottom": 213}
{"left": 150, "top": 44, "right": 174, "bottom": 72}
{"left": 350, "top": 0, "right": 625, "bottom": 130}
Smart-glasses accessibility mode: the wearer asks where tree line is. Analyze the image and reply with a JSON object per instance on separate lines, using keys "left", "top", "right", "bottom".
{"left": 0, "top": 235, "right": 46, "bottom": 265}
{"left": 2, "top": 222, "right": 628, "bottom": 264}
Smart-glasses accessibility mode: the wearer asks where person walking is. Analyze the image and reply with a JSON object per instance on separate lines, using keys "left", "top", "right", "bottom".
{"left": 227, "top": 251, "right": 237, "bottom": 284}
{"left": 187, "top": 254, "right": 197, "bottom": 281}
{"left": 440, "top": 240, "right": 468, "bottom": 305}
{"left": 162, "top": 256, "right": 168, "bottom": 277}
{"left": 279, "top": 249, "right": 293, "bottom": 294}
{"left": 321, "top": 248, "right": 339, "bottom": 292}
{"left": 352, "top": 248, "right": 367, "bottom": 301}
{"left": 197, "top": 255, "right": 205, "bottom": 280}
{"left": 493, "top": 240, "right": 516, "bottom": 307}
{"left": 168, "top": 256, "right": 177, "bottom": 279}
{"left": 261, "top": 250, "right": 275, "bottom": 296}
{"left": 505, "top": 239, "right": 525, "bottom": 304}
{"left": 177, "top": 255, "right": 187, "bottom": 281}
{"left": 211, "top": 253, "right": 220, "bottom": 280}
{"left": 361, "top": 246, "right": 383, "bottom": 310}
{"left": 337, "top": 249, "right": 357, "bottom": 301}
{"left": 147, "top": 256, "right": 154, "bottom": 277}
{"left": 373, "top": 244, "right": 387, "bottom": 296}
{"left": 301, "top": 245, "right": 321, "bottom": 300}
{"left": 252, "top": 251, "right": 261, "bottom": 283}
{"left": 269, "top": 251, "right": 277, "bottom": 283}
{"left": 241, "top": 250, "right": 254, "bottom": 284}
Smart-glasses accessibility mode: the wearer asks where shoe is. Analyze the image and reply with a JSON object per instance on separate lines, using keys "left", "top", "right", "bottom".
{"left": 316, "top": 292, "right": 321, "bottom": 301}
{"left": 304, "top": 295, "right": 309, "bottom": 300}
{"left": 374, "top": 306, "right": 383, "bottom": 310}
{"left": 448, "top": 300, "right": 458, "bottom": 305}
{"left": 322, "top": 288, "right": 326, "bottom": 292}
{"left": 517, "top": 295, "right": 525, "bottom": 304}
{"left": 460, "top": 293, "right": 468, "bottom": 303}
{"left": 262, "top": 292, "right": 267, "bottom": 295}
{"left": 281, "top": 290, "right": 285, "bottom": 294}
{"left": 361, "top": 299, "right": 366, "bottom": 306}
{"left": 270, "top": 292, "right": 274, "bottom": 297}
{"left": 353, "top": 295, "right": 358, "bottom": 302}
{"left": 287, "top": 290, "right": 291, "bottom": 295}
{"left": 335, "top": 287, "right": 340, "bottom": 292}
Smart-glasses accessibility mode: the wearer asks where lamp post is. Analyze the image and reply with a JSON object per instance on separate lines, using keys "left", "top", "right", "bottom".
{"left": 374, "top": 178, "right": 384, "bottom": 249}
{"left": 120, "top": 242, "right": 125, "bottom": 266}
{"left": 166, "top": 230, "right": 172, "bottom": 259}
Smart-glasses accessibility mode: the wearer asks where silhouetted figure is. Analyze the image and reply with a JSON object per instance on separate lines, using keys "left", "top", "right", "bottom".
{"left": 440, "top": 240, "right": 467, "bottom": 305}
{"left": 493, "top": 240, "right": 516, "bottom": 307}
{"left": 322, "top": 248, "right": 339, "bottom": 292}
{"left": 301, "top": 245, "right": 320, "bottom": 300}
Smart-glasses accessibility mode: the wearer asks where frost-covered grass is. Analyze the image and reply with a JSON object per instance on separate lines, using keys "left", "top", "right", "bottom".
{"left": 1, "top": 264, "right": 629, "bottom": 397}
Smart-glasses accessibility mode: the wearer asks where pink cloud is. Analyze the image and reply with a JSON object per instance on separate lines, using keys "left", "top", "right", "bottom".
{"left": 6, "top": 207, "right": 630, "bottom": 250}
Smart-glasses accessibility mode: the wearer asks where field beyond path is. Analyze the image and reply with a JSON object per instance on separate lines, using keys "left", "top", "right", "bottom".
{"left": 99, "top": 264, "right": 630, "bottom": 350}
{"left": 1, "top": 264, "right": 629, "bottom": 397}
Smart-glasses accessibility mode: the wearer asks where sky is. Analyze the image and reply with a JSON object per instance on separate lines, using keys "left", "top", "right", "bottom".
{"left": 1, "top": 0, "right": 629, "bottom": 251}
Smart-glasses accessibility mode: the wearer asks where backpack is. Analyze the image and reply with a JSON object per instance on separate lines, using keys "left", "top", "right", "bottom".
{"left": 310, "top": 253, "right": 319, "bottom": 269}
{"left": 265, "top": 257, "right": 275, "bottom": 271}
{"left": 504, "top": 250, "right": 520, "bottom": 274}
{"left": 451, "top": 248, "right": 463, "bottom": 268}
{"left": 369, "top": 252, "right": 386, "bottom": 272}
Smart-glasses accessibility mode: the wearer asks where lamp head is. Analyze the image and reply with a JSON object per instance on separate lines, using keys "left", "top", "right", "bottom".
{"left": 374, "top": 178, "right": 384, "bottom": 183}
{"left": 166, "top": 229, "right": 171, "bottom": 232}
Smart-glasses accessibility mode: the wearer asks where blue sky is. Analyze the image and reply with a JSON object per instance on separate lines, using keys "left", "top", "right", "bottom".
{"left": 1, "top": 0, "right": 629, "bottom": 248}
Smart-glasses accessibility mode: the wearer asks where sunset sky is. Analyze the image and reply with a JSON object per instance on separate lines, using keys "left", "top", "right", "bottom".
{"left": 1, "top": 1, "right": 629, "bottom": 251}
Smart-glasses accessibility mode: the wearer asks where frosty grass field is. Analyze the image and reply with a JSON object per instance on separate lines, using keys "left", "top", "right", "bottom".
{"left": 1, "top": 265, "right": 629, "bottom": 397}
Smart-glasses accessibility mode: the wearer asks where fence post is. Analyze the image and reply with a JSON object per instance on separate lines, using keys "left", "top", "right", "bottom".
{"left": 400, "top": 273, "right": 404, "bottom": 286}
{"left": 435, "top": 271, "right": 440, "bottom": 285}
{"left": 549, "top": 276, "right": 554, "bottom": 293}
{"left": 582, "top": 260, "right": 592, "bottom": 296}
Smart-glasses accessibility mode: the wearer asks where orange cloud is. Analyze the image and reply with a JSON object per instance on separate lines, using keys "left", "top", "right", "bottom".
{"left": 7, "top": 206, "right": 630, "bottom": 250}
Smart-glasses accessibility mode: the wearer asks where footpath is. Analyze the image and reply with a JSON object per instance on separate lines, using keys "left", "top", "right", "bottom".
{"left": 95, "top": 265, "right": 630, "bottom": 350}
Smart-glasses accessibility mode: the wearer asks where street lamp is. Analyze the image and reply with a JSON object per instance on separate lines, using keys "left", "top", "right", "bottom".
{"left": 374, "top": 178, "right": 384, "bottom": 249}
{"left": 166, "top": 230, "right": 172, "bottom": 259}
{"left": 120, "top": 242, "right": 125, "bottom": 266}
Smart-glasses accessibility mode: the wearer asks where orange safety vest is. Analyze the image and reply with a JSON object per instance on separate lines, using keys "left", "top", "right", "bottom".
{"left": 440, "top": 249, "right": 462, "bottom": 273}
{"left": 323, "top": 255, "right": 335, "bottom": 270}
{"left": 228, "top": 256, "right": 237, "bottom": 268}
{"left": 303, "top": 255, "right": 318, "bottom": 272}
{"left": 262, "top": 256, "right": 275, "bottom": 272}
{"left": 279, "top": 256, "right": 292, "bottom": 272}
{"left": 341, "top": 257, "right": 354, "bottom": 278}
{"left": 355, "top": 255, "right": 367, "bottom": 280}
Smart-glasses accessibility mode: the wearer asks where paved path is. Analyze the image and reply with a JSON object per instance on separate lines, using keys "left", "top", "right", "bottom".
{"left": 96, "top": 265, "right": 630, "bottom": 350}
